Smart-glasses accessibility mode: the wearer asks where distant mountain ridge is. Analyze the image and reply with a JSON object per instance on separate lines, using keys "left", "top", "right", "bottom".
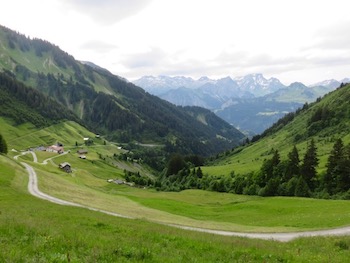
{"left": 133, "top": 73, "right": 286, "bottom": 97}
{"left": 310, "top": 78, "right": 350, "bottom": 89}
{"left": 134, "top": 74, "right": 348, "bottom": 135}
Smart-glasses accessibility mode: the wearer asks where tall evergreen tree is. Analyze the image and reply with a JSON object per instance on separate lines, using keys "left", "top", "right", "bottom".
{"left": 257, "top": 149, "right": 280, "bottom": 188}
{"left": 285, "top": 145, "right": 300, "bottom": 181}
{"left": 336, "top": 143, "right": 350, "bottom": 193}
{"left": 301, "top": 139, "right": 319, "bottom": 191}
{"left": 0, "top": 134, "right": 8, "bottom": 154}
{"left": 166, "top": 154, "right": 186, "bottom": 176}
{"left": 324, "top": 138, "right": 344, "bottom": 194}
{"left": 339, "top": 144, "right": 350, "bottom": 193}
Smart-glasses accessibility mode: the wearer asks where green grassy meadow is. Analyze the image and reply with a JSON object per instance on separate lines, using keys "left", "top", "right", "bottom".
{"left": 1, "top": 155, "right": 350, "bottom": 262}
{"left": 13, "top": 146, "right": 350, "bottom": 233}
{"left": 1, "top": 117, "right": 349, "bottom": 233}
{"left": 1, "top": 118, "right": 350, "bottom": 261}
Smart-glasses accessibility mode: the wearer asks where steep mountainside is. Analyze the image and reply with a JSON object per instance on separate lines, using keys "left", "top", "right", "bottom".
{"left": 0, "top": 25, "right": 245, "bottom": 156}
{"left": 205, "top": 83, "right": 350, "bottom": 176}
{"left": 0, "top": 72, "right": 79, "bottom": 127}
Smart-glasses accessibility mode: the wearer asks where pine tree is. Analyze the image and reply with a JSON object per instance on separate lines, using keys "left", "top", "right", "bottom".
{"left": 285, "top": 145, "right": 300, "bottom": 181}
{"left": 196, "top": 167, "right": 203, "bottom": 178}
{"left": 256, "top": 149, "right": 280, "bottom": 189}
{"left": 335, "top": 143, "right": 350, "bottom": 193}
{"left": 339, "top": 144, "right": 350, "bottom": 193}
{"left": 294, "top": 176, "right": 310, "bottom": 197}
{"left": 301, "top": 139, "right": 319, "bottom": 191}
{"left": 166, "top": 154, "right": 185, "bottom": 176}
{"left": 0, "top": 134, "right": 8, "bottom": 154}
{"left": 324, "top": 138, "right": 344, "bottom": 194}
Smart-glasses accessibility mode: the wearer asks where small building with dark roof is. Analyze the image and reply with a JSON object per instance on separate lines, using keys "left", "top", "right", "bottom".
{"left": 59, "top": 162, "right": 72, "bottom": 173}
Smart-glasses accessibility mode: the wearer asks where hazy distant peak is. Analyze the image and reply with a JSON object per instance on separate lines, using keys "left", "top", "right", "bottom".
{"left": 198, "top": 76, "right": 211, "bottom": 81}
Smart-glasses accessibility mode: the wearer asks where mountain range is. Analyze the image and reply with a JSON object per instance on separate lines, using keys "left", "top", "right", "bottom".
{"left": 0, "top": 25, "right": 245, "bottom": 156}
{"left": 134, "top": 74, "right": 349, "bottom": 134}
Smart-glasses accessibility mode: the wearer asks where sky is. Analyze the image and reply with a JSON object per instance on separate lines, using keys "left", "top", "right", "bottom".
{"left": 1, "top": 0, "right": 350, "bottom": 85}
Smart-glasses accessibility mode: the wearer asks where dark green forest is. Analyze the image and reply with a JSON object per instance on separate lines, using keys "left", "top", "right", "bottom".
{"left": 0, "top": 72, "right": 80, "bottom": 127}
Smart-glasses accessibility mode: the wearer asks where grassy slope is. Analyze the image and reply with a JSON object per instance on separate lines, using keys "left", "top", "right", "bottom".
{"left": 203, "top": 85, "right": 350, "bottom": 176}
{"left": 0, "top": 118, "right": 95, "bottom": 151}
{"left": 1, "top": 155, "right": 350, "bottom": 262}
{"left": 0, "top": 28, "right": 115, "bottom": 96}
{"left": 2, "top": 117, "right": 349, "bottom": 233}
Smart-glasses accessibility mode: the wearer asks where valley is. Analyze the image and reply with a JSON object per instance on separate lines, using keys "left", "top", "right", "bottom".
{"left": 4, "top": 118, "right": 350, "bottom": 235}
{"left": 0, "top": 24, "right": 350, "bottom": 262}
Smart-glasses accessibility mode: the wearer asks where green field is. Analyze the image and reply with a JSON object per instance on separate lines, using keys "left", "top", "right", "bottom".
{"left": 1, "top": 154, "right": 350, "bottom": 262}
{"left": 12, "top": 146, "right": 350, "bottom": 233}
{"left": 1, "top": 118, "right": 349, "bottom": 233}
{"left": 1, "top": 118, "right": 350, "bottom": 261}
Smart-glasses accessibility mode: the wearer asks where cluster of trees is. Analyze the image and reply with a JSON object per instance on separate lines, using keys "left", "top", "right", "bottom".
{"left": 323, "top": 139, "right": 350, "bottom": 195}
{"left": 124, "top": 171, "right": 153, "bottom": 187}
{"left": 0, "top": 134, "right": 8, "bottom": 154}
{"left": 156, "top": 139, "right": 350, "bottom": 199}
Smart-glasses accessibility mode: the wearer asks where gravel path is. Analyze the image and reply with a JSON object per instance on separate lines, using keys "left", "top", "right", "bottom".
{"left": 16, "top": 151, "right": 350, "bottom": 242}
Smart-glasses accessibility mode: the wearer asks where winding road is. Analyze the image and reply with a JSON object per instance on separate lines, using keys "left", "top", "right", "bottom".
{"left": 15, "top": 151, "right": 350, "bottom": 242}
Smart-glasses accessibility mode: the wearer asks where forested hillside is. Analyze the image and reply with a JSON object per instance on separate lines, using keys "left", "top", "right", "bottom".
{"left": 158, "top": 83, "right": 350, "bottom": 199}
{"left": 0, "top": 25, "right": 245, "bottom": 156}
{"left": 0, "top": 72, "right": 80, "bottom": 127}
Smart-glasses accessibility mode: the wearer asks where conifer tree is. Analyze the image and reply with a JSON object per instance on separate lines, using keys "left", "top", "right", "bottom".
{"left": 324, "top": 138, "right": 344, "bottom": 194}
{"left": 301, "top": 139, "right": 319, "bottom": 191}
{"left": 0, "top": 134, "right": 8, "bottom": 154}
{"left": 285, "top": 145, "right": 300, "bottom": 180}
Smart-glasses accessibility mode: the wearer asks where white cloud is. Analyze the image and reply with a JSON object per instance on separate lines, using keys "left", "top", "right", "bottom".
{"left": 62, "top": 0, "right": 153, "bottom": 25}
{"left": 0, "top": 0, "right": 349, "bottom": 84}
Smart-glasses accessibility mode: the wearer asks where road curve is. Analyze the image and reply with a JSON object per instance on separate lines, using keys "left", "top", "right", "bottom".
{"left": 21, "top": 161, "right": 132, "bottom": 219}
{"left": 16, "top": 152, "right": 350, "bottom": 242}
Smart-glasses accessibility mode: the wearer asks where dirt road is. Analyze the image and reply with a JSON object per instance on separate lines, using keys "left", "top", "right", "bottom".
{"left": 16, "top": 152, "right": 350, "bottom": 242}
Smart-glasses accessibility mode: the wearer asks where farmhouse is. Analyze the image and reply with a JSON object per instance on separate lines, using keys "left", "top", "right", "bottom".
{"left": 59, "top": 162, "right": 72, "bottom": 173}
{"left": 47, "top": 145, "right": 64, "bottom": 154}
{"left": 77, "top": 149, "right": 88, "bottom": 154}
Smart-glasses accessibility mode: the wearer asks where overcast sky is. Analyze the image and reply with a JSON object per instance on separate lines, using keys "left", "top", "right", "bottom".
{"left": 1, "top": 0, "right": 350, "bottom": 85}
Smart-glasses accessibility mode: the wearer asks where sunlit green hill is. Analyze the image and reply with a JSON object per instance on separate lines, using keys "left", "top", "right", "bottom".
{"left": 204, "top": 83, "right": 350, "bottom": 176}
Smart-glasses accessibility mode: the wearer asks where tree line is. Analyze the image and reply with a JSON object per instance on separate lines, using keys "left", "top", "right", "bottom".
{"left": 156, "top": 139, "right": 350, "bottom": 199}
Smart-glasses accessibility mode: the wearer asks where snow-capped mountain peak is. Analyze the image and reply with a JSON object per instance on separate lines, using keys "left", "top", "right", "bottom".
{"left": 233, "top": 73, "right": 286, "bottom": 96}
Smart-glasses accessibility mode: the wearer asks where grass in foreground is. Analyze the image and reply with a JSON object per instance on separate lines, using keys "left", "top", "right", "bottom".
{"left": 1, "top": 155, "right": 350, "bottom": 262}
